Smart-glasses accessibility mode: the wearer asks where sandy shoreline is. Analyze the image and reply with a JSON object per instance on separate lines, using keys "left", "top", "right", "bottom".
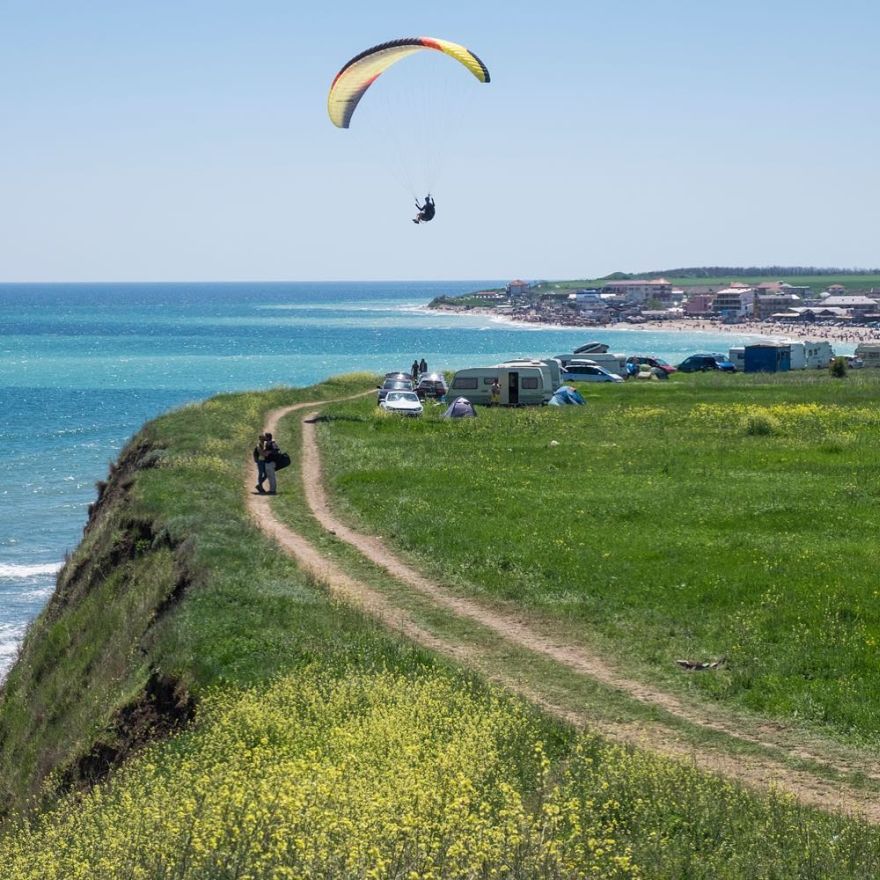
{"left": 638, "top": 318, "right": 880, "bottom": 346}
{"left": 427, "top": 305, "right": 879, "bottom": 347}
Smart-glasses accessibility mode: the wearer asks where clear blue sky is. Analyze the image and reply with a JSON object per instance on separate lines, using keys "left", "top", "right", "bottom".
{"left": 1, "top": 0, "right": 877, "bottom": 281}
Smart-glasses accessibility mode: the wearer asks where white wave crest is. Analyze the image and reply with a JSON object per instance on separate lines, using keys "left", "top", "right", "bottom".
{"left": 0, "top": 562, "right": 63, "bottom": 580}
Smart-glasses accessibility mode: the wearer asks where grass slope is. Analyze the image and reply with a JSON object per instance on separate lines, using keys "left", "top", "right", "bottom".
{"left": 3, "top": 375, "right": 880, "bottom": 877}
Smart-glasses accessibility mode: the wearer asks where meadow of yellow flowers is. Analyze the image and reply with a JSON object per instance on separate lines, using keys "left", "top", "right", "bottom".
{"left": 4, "top": 664, "right": 880, "bottom": 879}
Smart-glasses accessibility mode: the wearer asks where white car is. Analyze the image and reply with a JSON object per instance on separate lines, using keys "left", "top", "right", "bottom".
{"left": 561, "top": 362, "right": 624, "bottom": 383}
{"left": 379, "top": 390, "right": 424, "bottom": 417}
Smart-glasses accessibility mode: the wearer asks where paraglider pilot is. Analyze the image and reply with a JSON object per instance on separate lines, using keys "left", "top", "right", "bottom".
{"left": 413, "top": 194, "right": 435, "bottom": 224}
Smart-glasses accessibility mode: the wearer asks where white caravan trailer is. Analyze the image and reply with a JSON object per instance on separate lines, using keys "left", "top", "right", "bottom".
{"left": 790, "top": 340, "right": 834, "bottom": 369}
{"left": 855, "top": 342, "right": 880, "bottom": 368}
{"left": 498, "top": 358, "right": 561, "bottom": 390}
{"left": 449, "top": 365, "right": 552, "bottom": 406}
{"left": 728, "top": 347, "right": 745, "bottom": 371}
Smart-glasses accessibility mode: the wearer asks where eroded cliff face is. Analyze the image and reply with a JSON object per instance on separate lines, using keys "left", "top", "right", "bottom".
{"left": 0, "top": 436, "right": 196, "bottom": 818}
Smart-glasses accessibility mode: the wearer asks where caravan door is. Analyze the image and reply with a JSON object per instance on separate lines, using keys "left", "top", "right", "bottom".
{"left": 507, "top": 371, "right": 519, "bottom": 405}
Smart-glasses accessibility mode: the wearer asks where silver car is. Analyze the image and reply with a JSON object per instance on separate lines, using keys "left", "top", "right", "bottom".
{"left": 561, "top": 362, "right": 624, "bottom": 383}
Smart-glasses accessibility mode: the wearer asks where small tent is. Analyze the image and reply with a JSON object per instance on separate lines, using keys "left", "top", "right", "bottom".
{"left": 549, "top": 386, "right": 585, "bottom": 406}
{"left": 443, "top": 397, "right": 477, "bottom": 419}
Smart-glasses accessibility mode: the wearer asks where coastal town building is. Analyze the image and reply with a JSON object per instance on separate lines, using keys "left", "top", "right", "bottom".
{"left": 506, "top": 279, "right": 531, "bottom": 296}
{"left": 570, "top": 288, "right": 603, "bottom": 303}
{"left": 601, "top": 279, "right": 672, "bottom": 305}
{"left": 683, "top": 293, "right": 716, "bottom": 316}
{"left": 754, "top": 281, "right": 811, "bottom": 299}
{"left": 754, "top": 292, "right": 802, "bottom": 320}
{"left": 784, "top": 306, "right": 849, "bottom": 322}
{"left": 820, "top": 295, "right": 878, "bottom": 316}
{"left": 712, "top": 286, "right": 755, "bottom": 319}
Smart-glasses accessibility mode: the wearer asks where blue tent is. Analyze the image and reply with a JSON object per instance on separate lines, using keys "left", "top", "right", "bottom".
{"left": 549, "top": 386, "right": 585, "bottom": 406}
{"left": 442, "top": 397, "right": 477, "bottom": 418}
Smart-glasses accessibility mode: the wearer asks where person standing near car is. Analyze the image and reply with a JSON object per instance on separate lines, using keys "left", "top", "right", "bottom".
{"left": 262, "top": 432, "right": 280, "bottom": 495}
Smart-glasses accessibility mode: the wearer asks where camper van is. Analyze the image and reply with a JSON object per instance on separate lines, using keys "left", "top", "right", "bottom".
{"left": 790, "top": 340, "right": 834, "bottom": 369}
{"left": 553, "top": 351, "right": 627, "bottom": 377}
{"left": 449, "top": 364, "right": 552, "bottom": 406}
{"left": 855, "top": 343, "right": 880, "bottom": 368}
{"left": 728, "top": 347, "right": 745, "bottom": 371}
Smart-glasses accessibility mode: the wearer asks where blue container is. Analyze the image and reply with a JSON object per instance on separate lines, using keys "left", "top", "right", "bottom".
{"left": 744, "top": 344, "right": 791, "bottom": 373}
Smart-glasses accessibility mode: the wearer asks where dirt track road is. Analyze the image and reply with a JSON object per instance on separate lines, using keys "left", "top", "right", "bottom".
{"left": 247, "top": 397, "right": 880, "bottom": 823}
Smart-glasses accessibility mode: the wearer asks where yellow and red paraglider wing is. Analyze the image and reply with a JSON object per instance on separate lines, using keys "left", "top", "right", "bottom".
{"left": 328, "top": 37, "right": 490, "bottom": 129}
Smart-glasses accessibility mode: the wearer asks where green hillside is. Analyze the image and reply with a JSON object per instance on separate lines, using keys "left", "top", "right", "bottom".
{"left": 2, "top": 375, "right": 880, "bottom": 878}
{"left": 443, "top": 270, "right": 880, "bottom": 301}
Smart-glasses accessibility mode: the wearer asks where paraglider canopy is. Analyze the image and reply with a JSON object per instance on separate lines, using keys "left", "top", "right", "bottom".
{"left": 328, "top": 37, "right": 490, "bottom": 129}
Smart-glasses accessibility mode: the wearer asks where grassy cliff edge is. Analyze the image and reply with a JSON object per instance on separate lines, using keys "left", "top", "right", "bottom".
{"left": 2, "top": 376, "right": 880, "bottom": 878}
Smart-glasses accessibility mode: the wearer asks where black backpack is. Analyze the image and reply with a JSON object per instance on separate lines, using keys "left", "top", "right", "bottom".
{"left": 274, "top": 451, "right": 291, "bottom": 471}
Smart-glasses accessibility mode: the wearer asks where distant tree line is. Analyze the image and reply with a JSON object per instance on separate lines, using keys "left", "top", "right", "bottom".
{"left": 601, "top": 267, "right": 880, "bottom": 280}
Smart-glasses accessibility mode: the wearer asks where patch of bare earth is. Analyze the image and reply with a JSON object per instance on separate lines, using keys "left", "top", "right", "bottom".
{"left": 247, "top": 399, "right": 880, "bottom": 823}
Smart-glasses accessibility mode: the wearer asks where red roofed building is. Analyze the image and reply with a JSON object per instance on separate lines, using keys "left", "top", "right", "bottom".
{"left": 506, "top": 279, "right": 530, "bottom": 296}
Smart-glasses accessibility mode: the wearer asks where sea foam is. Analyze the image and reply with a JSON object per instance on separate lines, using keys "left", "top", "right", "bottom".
{"left": 0, "top": 562, "right": 63, "bottom": 580}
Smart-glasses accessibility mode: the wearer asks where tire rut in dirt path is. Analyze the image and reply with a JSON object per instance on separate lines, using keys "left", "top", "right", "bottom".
{"left": 248, "top": 399, "right": 880, "bottom": 823}
{"left": 246, "top": 399, "right": 487, "bottom": 677}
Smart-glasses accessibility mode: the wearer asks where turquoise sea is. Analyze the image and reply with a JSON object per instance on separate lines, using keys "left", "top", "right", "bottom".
{"left": 0, "top": 281, "right": 850, "bottom": 674}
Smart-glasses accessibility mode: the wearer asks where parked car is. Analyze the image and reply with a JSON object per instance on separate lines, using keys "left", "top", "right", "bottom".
{"left": 377, "top": 377, "right": 414, "bottom": 403}
{"left": 415, "top": 373, "right": 448, "bottom": 399}
{"left": 379, "top": 390, "right": 423, "bottom": 417}
{"left": 626, "top": 355, "right": 677, "bottom": 375}
{"left": 384, "top": 371, "right": 413, "bottom": 382}
{"left": 677, "top": 354, "right": 737, "bottom": 373}
{"left": 561, "top": 361, "right": 624, "bottom": 383}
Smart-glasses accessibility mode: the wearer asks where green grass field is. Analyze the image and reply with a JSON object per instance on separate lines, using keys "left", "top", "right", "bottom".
{"left": 6, "top": 374, "right": 880, "bottom": 877}
{"left": 318, "top": 371, "right": 880, "bottom": 746}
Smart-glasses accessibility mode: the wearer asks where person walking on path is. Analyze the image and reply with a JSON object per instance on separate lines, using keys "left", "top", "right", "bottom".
{"left": 419, "top": 357, "right": 427, "bottom": 374}
{"left": 262, "top": 432, "right": 280, "bottom": 495}
{"left": 253, "top": 433, "right": 268, "bottom": 494}
{"left": 411, "top": 359, "right": 420, "bottom": 381}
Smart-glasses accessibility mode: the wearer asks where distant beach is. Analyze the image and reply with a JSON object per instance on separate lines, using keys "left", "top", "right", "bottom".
{"left": 637, "top": 318, "right": 880, "bottom": 347}
{"left": 428, "top": 303, "right": 876, "bottom": 348}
